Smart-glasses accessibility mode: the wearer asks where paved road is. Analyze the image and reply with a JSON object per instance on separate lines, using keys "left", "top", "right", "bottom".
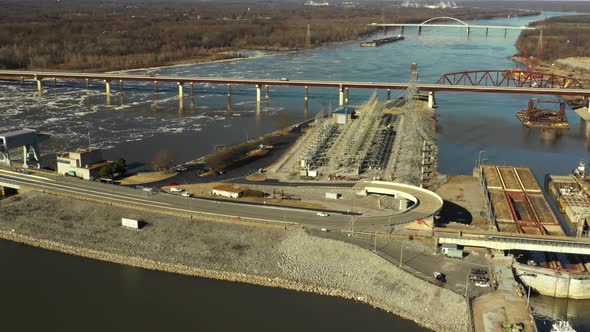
{"left": 1, "top": 169, "right": 447, "bottom": 233}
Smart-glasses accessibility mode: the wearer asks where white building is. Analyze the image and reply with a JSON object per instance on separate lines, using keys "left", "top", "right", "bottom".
{"left": 56, "top": 148, "right": 111, "bottom": 180}
{"left": 211, "top": 185, "right": 244, "bottom": 198}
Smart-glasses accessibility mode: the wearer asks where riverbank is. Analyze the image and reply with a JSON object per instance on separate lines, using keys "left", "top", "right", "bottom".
{"left": 0, "top": 192, "right": 469, "bottom": 332}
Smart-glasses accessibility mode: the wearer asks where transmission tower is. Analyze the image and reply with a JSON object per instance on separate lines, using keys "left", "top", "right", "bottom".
{"left": 305, "top": 24, "right": 312, "bottom": 48}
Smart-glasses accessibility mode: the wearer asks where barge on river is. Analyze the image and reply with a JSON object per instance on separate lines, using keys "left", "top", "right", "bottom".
{"left": 360, "top": 35, "right": 404, "bottom": 47}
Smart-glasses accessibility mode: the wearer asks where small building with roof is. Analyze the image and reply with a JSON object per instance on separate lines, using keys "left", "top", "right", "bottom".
{"left": 211, "top": 185, "right": 244, "bottom": 198}
{"left": 56, "top": 148, "right": 111, "bottom": 180}
{"left": 331, "top": 106, "right": 356, "bottom": 125}
{"left": 0, "top": 128, "right": 42, "bottom": 168}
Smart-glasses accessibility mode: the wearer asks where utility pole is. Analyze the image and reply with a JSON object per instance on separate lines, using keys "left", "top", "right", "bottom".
{"left": 305, "top": 24, "right": 312, "bottom": 48}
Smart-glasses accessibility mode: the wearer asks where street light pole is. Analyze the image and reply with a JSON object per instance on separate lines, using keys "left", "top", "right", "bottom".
{"left": 465, "top": 272, "right": 470, "bottom": 298}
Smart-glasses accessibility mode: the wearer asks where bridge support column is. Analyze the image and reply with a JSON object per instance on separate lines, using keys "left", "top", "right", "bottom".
{"left": 104, "top": 80, "right": 111, "bottom": 95}
{"left": 177, "top": 82, "right": 184, "bottom": 98}
{"left": 401, "top": 26, "right": 405, "bottom": 35}
{"left": 387, "top": 89, "right": 391, "bottom": 100}
{"left": 227, "top": 84, "right": 232, "bottom": 97}
{"left": 119, "top": 80, "right": 124, "bottom": 92}
{"left": 53, "top": 77, "right": 57, "bottom": 88}
{"left": 85, "top": 78, "right": 89, "bottom": 89}
{"left": 485, "top": 27, "right": 489, "bottom": 39}
{"left": 428, "top": 91, "right": 435, "bottom": 108}
{"left": 256, "top": 84, "right": 262, "bottom": 102}
{"left": 266, "top": 85, "right": 270, "bottom": 99}
{"left": 338, "top": 85, "right": 345, "bottom": 106}
{"left": 418, "top": 26, "right": 422, "bottom": 36}
{"left": 190, "top": 82, "right": 195, "bottom": 96}
{"left": 504, "top": 28, "right": 507, "bottom": 39}
{"left": 154, "top": 81, "right": 159, "bottom": 93}
{"left": 466, "top": 27, "right": 471, "bottom": 37}
{"left": 20, "top": 76, "right": 24, "bottom": 85}
{"left": 345, "top": 88, "right": 349, "bottom": 104}
{"left": 36, "top": 79, "right": 43, "bottom": 93}
{"left": 304, "top": 86, "right": 309, "bottom": 102}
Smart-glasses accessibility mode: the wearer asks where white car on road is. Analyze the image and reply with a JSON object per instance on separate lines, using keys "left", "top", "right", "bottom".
{"left": 170, "top": 187, "right": 184, "bottom": 192}
{"left": 316, "top": 212, "right": 329, "bottom": 217}
{"left": 181, "top": 192, "right": 192, "bottom": 197}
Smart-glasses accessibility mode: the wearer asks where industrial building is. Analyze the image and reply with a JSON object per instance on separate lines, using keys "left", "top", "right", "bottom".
{"left": 211, "top": 185, "right": 244, "bottom": 198}
{"left": 331, "top": 106, "right": 356, "bottom": 125}
{"left": 56, "top": 148, "right": 111, "bottom": 180}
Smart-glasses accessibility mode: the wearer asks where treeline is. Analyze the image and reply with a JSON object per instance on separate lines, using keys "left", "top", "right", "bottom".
{"left": 516, "top": 15, "right": 590, "bottom": 62}
{"left": 0, "top": 1, "right": 541, "bottom": 71}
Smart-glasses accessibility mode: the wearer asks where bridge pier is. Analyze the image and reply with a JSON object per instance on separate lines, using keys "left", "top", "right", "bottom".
{"left": 36, "top": 79, "right": 43, "bottom": 93}
{"left": 485, "top": 27, "right": 489, "bottom": 39}
{"left": 227, "top": 84, "right": 232, "bottom": 97}
{"left": 304, "top": 86, "right": 309, "bottom": 102}
{"left": 401, "top": 26, "right": 405, "bottom": 35}
{"left": 0, "top": 186, "right": 18, "bottom": 199}
{"left": 418, "top": 26, "right": 422, "bottom": 36}
{"left": 154, "top": 81, "right": 159, "bottom": 93}
{"left": 338, "top": 85, "right": 345, "bottom": 106}
{"left": 177, "top": 82, "right": 184, "bottom": 98}
{"left": 387, "top": 89, "right": 391, "bottom": 100}
{"left": 85, "top": 78, "right": 89, "bottom": 89}
{"left": 345, "top": 88, "right": 350, "bottom": 104}
{"left": 20, "top": 76, "right": 24, "bottom": 86}
{"left": 256, "top": 84, "right": 262, "bottom": 102}
{"left": 466, "top": 27, "right": 471, "bottom": 37}
{"left": 504, "top": 28, "right": 507, "bottom": 39}
{"left": 190, "top": 82, "right": 195, "bottom": 96}
{"left": 53, "top": 77, "right": 57, "bottom": 88}
{"left": 428, "top": 91, "right": 435, "bottom": 108}
{"left": 265, "top": 85, "right": 270, "bottom": 99}
{"left": 104, "top": 80, "right": 111, "bottom": 95}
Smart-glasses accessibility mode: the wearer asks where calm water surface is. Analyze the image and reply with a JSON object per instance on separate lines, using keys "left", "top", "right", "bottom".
{"left": 1, "top": 11, "right": 590, "bottom": 331}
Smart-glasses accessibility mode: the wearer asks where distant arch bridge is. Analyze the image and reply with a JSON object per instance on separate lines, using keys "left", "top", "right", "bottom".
{"left": 369, "top": 16, "right": 536, "bottom": 36}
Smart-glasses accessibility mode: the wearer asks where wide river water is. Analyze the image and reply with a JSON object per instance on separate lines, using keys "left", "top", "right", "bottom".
{"left": 1, "top": 11, "right": 589, "bottom": 331}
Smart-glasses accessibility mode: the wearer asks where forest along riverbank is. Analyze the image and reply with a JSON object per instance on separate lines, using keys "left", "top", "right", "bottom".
{"left": 0, "top": 192, "right": 469, "bottom": 332}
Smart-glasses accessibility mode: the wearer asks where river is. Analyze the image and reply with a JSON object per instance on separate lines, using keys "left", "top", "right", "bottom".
{"left": 1, "top": 11, "right": 589, "bottom": 331}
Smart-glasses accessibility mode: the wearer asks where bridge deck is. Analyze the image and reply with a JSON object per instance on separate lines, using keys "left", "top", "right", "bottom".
{"left": 372, "top": 23, "right": 535, "bottom": 30}
{"left": 1, "top": 70, "right": 589, "bottom": 96}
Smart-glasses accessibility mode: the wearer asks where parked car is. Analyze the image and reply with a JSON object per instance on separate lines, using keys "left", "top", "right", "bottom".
{"left": 181, "top": 192, "right": 192, "bottom": 197}
{"left": 475, "top": 281, "right": 490, "bottom": 288}
{"left": 169, "top": 182, "right": 179, "bottom": 186}
{"left": 176, "top": 167, "right": 188, "bottom": 172}
{"left": 471, "top": 268, "right": 487, "bottom": 275}
{"left": 170, "top": 187, "right": 184, "bottom": 192}
{"left": 316, "top": 212, "right": 329, "bottom": 217}
{"left": 433, "top": 272, "right": 446, "bottom": 283}
{"left": 17, "top": 169, "right": 31, "bottom": 174}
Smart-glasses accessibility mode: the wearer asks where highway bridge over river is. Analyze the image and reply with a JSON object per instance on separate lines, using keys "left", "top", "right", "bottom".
{"left": 1, "top": 69, "right": 589, "bottom": 109}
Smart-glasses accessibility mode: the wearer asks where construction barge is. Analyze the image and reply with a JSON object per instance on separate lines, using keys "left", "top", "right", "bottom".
{"left": 516, "top": 99, "right": 569, "bottom": 129}
{"left": 360, "top": 35, "right": 404, "bottom": 47}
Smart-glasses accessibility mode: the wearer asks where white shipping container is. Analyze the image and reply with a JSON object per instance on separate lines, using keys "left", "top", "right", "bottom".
{"left": 122, "top": 218, "right": 140, "bottom": 229}
{"left": 325, "top": 192, "right": 340, "bottom": 199}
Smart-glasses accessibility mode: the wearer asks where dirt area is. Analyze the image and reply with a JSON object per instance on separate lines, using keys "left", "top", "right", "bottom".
{"left": 528, "top": 194, "right": 560, "bottom": 226}
{"left": 490, "top": 190, "right": 514, "bottom": 223}
{"left": 0, "top": 192, "right": 469, "bottom": 332}
{"left": 513, "top": 56, "right": 590, "bottom": 87}
{"left": 434, "top": 175, "right": 488, "bottom": 229}
{"left": 498, "top": 167, "right": 521, "bottom": 191}
{"left": 119, "top": 171, "right": 176, "bottom": 185}
{"left": 482, "top": 165, "right": 502, "bottom": 189}
{"left": 514, "top": 168, "right": 541, "bottom": 192}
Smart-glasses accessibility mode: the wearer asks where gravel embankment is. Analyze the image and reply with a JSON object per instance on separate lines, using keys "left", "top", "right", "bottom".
{"left": 0, "top": 192, "right": 468, "bottom": 332}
